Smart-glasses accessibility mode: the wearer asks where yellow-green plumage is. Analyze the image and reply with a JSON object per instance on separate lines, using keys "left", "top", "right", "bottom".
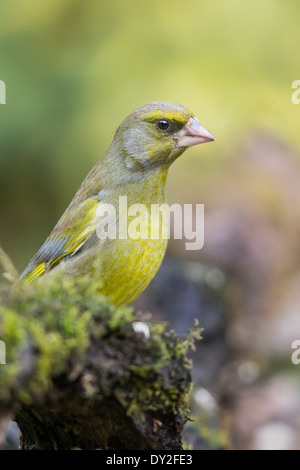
{"left": 20, "top": 102, "right": 214, "bottom": 306}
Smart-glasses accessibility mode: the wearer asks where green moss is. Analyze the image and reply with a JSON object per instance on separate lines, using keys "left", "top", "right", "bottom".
{"left": 0, "top": 270, "right": 199, "bottom": 428}
{"left": 0, "top": 275, "right": 91, "bottom": 401}
{"left": 107, "top": 306, "right": 135, "bottom": 331}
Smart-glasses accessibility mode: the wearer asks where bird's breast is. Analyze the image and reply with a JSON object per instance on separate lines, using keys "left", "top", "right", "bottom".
{"left": 99, "top": 204, "right": 168, "bottom": 306}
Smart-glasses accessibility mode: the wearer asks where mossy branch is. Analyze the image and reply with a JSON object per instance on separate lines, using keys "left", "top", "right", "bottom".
{"left": 0, "top": 247, "right": 199, "bottom": 450}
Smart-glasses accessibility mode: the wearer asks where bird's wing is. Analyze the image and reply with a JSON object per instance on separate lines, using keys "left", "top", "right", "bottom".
{"left": 20, "top": 197, "right": 99, "bottom": 281}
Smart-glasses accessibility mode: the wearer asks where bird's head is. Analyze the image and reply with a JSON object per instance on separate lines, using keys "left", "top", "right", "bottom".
{"left": 114, "top": 101, "right": 215, "bottom": 173}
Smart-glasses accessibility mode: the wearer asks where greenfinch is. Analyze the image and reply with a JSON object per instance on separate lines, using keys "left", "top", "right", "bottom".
{"left": 20, "top": 102, "right": 215, "bottom": 306}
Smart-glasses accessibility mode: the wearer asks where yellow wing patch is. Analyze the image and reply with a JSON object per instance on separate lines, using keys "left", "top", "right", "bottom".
{"left": 25, "top": 262, "right": 46, "bottom": 282}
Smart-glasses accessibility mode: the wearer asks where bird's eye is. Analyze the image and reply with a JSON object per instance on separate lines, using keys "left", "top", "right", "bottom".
{"left": 157, "top": 119, "right": 170, "bottom": 131}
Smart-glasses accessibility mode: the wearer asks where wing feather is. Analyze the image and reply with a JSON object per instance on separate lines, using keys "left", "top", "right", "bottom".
{"left": 20, "top": 197, "right": 99, "bottom": 281}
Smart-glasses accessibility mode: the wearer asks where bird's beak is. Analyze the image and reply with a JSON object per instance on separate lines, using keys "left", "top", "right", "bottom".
{"left": 176, "top": 118, "right": 215, "bottom": 148}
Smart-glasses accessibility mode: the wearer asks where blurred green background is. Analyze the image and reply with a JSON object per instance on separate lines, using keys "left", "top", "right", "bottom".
{"left": 1, "top": 0, "right": 300, "bottom": 450}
